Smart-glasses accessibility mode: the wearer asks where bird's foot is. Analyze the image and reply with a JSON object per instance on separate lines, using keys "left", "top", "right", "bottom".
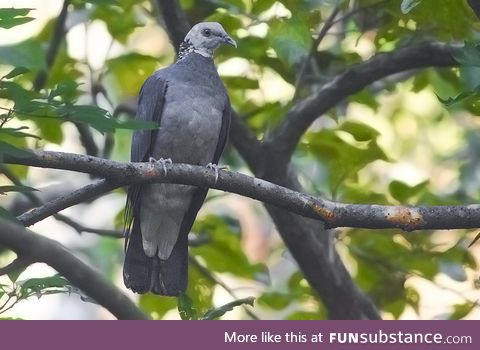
{"left": 206, "top": 163, "right": 228, "bottom": 183}
{"left": 149, "top": 157, "right": 172, "bottom": 176}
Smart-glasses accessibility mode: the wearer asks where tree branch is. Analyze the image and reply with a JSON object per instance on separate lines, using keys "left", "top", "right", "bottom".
{"left": 294, "top": 5, "right": 341, "bottom": 100}
{"left": 33, "top": 0, "right": 70, "bottom": 90}
{"left": 269, "top": 42, "right": 460, "bottom": 162}
{"left": 17, "top": 179, "right": 117, "bottom": 227}
{"left": 5, "top": 150, "right": 480, "bottom": 231}
{"left": 0, "top": 219, "right": 149, "bottom": 320}
{"left": 155, "top": 0, "right": 190, "bottom": 54}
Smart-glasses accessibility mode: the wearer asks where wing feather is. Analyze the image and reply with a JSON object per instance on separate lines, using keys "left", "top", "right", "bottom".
{"left": 124, "top": 74, "right": 168, "bottom": 244}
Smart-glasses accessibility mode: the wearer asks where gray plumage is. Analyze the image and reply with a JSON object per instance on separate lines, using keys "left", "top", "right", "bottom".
{"left": 123, "top": 22, "right": 234, "bottom": 296}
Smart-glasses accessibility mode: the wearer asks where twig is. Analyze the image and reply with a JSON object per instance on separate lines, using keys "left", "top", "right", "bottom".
{"left": 54, "top": 213, "right": 123, "bottom": 238}
{"left": 16, "top": 179, "right": 118, "bottom": 227}
{"left": 33, "top": 0, "right": 70, "bottom": 90}
{"left": 189, "top": 255, "right": 260, "bottom": 320}
{"left": 293, "top": 5, "right": 341, "bottom": 101}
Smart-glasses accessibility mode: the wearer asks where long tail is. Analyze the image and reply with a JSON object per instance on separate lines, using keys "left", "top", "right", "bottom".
{"left": 123, "top": 220, "right": 188, "bottom": 296}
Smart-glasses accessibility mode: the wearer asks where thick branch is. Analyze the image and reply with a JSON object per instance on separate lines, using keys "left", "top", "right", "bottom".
{"left": 0, "top": 219, "right": 148, "bottom": 320}
{"left": 5, "top": 150, "right": 480, "bottom": 231}
{"left": 155, "top": 0, "right": 190, "bottom": 53}
{"left": 270, "top": 42, "right": 460, "bottom": 162}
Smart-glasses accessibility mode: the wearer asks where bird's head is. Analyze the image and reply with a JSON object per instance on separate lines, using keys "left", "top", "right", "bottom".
{"left": 180, "top": 22, "right": 236, "bottom": 59}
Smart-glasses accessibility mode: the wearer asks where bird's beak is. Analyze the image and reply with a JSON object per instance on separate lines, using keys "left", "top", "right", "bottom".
{"left": 222, "top": 35, "right": 237, "bottom": 48}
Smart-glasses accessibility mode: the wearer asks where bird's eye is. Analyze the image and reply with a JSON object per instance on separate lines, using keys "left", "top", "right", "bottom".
{"left": 202, "top": 28, "right": 211, "bottom": 37}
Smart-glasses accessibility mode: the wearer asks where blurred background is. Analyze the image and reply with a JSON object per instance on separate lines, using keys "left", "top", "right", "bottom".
{"left": 1, "top": 0, "right": 480, "bottom": 320}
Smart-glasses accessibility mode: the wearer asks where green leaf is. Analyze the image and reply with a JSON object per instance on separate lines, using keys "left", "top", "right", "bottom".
{"left": 57, "top": 104, "right": 156, "bottom": 133}
{"left": 252, "top": 0, "right": 277, "bottom": 14}
{"left": 205, "top": 9, "right": 243, "bottom": 33}
{"left": 257, "top": 292, "right": 292, "bottom": 310}
{"left": 105, "top": 53, "right": 158, "bottom": 98}
{"left": 269, "top": 17, "right": 311, "bottom": 66}
{"left": 0, "top": 206, "right": 21, "bottom": 223}
{"left": 92, "top": 1, "right": 140, "bottom": 43}
{"left": 48, "top": 80, "right": 81, "bottom": 103}
{"left": 302, "top": 123, "right": 388, "bottom": 193}
{"left": 202, "top": 297, "right": 255, "bottom": 320}
{"left": 401, "top": 0, "right": 423, "bottom": 14}
{"left": 191, "top": 215, "right": 267, "bottom": 280}
{"left": 453, "top": 41, "right": 480, "bottom": 67}
{"left": 405, "top": 287, "right": 421, "bottom": 314}
{"left": 388, "top": 180, "right": 428, "bottom": 203}
{"left": 185, "top": 259, "right": 216, "bottom": 316}
{"left": 0, "top": 126, "right": 41, "bottom": 140}
{"left": 0, "top": 185, "right": 38, "bottom": 195}
{"left": 139, "top": 294, "right": 177, "bottom": 319}
{"left": 0, "top": 141, "right": 32, "bottom": 161}
{"left": 449, "top": 302, "right": 475, "bottom": 320}
{"left": 34, "top": 119, "right": 63, "bottom": 144}
{"left": 0, "top": 8, "right": 34, "bottom": 29}
{"left": 436, "top": 88, "right": 480, "bottom": 107}
{"left": 7, "top": 262, "right": 28, "bottom": 283}
{"left": 1, "top": 67, "right": 30, "bottom": 80}
{"left": 19, "top": 275, "right": 71, "bottom": 299}
{"left": 383, "top": 298, "right": 406, "bottom": 319}
{"left": 222, "top": 76, "right": 259, "bottom": 90}
{"left": 0, "top": 40, "right": 46, "bottom": 70}
{"left": 339, "top": 121, "right": 380, "bottom": 142}
{"left": 177, "top": 293, "right": 198, "bottom": 320}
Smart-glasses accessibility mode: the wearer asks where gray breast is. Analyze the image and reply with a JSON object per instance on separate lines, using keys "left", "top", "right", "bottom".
{"left": 152, "top": 78, "right": 224, "bottom": 165}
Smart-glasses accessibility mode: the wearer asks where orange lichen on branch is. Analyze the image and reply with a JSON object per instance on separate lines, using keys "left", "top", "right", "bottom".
{"left": 385, "top": 207, "right": 425, "bottom": 231}
{"left": 144, "top": 166, "right": 158, "bottom": 178}
{"left": 312, "top": 202, "right": 335, "bottom": 221}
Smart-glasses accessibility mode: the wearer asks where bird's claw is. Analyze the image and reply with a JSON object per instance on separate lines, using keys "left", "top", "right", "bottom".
{"left": 206, "top": 163, "right": 228, "bottom": 183}
{"left": 149, "top": 157, "right": 172, "bottom": 176}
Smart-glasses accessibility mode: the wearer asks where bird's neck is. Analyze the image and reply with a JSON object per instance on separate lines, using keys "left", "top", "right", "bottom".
{"left": 177, "top": 40, "right": 213, "bottom": 61}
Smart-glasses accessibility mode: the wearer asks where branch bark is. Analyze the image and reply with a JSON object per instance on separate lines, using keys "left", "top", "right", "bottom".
{"left": 5, "top": 150, "right": 480, "bottom": 232}
{"left": 17, "top": 179, "right": 117, "bottom": 227}
{"left": 0, "top": 219, "right": 149, "bottom": 320}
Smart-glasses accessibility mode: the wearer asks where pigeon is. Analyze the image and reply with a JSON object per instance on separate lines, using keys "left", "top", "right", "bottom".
{"left": 123, "top": 22, "right": 235, "bottom": 296}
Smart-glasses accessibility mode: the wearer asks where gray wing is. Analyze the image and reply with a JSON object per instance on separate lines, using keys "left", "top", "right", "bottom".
{"left": 177, "top": 98, "right": 232, "bottom": 237}
{"left": 212, "top": 97, "right": 231, "bottom": 164}
{"left": 124, "top": 74, "right": 167, "bottom": 241}
{"left": 131, "top": 74, "right": 167, "bottom": 162}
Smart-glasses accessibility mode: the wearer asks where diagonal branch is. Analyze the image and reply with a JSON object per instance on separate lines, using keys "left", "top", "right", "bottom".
{"left": 0, "top": 219, "right": 149, "bottom": 320}
{"left": 17, "top": 178, "right": 118, "bottom": 227}
{"left": 269, "top": 42, "right": 460, "bottom": 162}
{"left": 294, "top": 5, "right": 341, "bottom": 100}
{"left": 5, "top": 150, "right": 480, "bottom": 232}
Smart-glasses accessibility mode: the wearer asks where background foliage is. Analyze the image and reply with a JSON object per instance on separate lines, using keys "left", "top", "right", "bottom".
{"left": 1, "top": 0, "right": 480, "bottom": 319}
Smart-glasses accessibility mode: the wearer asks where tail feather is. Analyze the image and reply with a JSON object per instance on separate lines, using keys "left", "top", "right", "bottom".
{"left": 123, "top": 220, "right": 188, "bottom": 296}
